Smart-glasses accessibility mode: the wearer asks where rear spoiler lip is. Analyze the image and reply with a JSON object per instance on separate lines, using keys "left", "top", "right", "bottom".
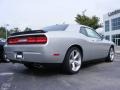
{"left": 10, "top": 30, "right": 46, "bottom": 36}
{"left": 8, "top": 33, "right": 46, "bottom": 39}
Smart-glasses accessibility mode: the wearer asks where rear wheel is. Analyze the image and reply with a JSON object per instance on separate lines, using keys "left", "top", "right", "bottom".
{"left": 62, "top": 47, "right": 82, "bottom": 74}
{"left": 105, "top": 47, "right": 115, "bottom": 62}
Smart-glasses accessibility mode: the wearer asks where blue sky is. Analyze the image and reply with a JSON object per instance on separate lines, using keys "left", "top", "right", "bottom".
{"left": 0, "top": 0, "right": 120, "bottom": 30}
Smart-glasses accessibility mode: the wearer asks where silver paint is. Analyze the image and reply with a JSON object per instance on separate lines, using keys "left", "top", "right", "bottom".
{"left": 4, "top": 24, "right": 115, "bottom": 63}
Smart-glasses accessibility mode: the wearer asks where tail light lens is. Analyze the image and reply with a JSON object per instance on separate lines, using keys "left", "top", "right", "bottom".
{"left": 7, "top": 35, "right": 47, "bottom": 45}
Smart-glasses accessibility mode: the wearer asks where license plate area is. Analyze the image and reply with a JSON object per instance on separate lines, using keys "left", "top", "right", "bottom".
{"left": 15, "top": 52, "right": 23, "bottom": 59}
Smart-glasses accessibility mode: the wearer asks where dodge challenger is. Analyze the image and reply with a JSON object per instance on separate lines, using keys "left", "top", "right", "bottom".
{"left": 4, "top": 24, "right": 115, "bottom": 74}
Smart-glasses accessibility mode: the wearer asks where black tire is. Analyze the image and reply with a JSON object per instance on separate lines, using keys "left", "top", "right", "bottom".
{"left": 105, "top": 47, "right": 115, "bottom": 62}
{"left": 0, "top": 45, "right": 5, "bottom": 62}
{"left": 62, "top": 47, "right": 82, "bottom": 74}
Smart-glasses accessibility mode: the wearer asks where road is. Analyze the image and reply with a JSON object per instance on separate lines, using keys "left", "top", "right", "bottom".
{"left": 0, "top": 55, "right": 120, "bottom": 90}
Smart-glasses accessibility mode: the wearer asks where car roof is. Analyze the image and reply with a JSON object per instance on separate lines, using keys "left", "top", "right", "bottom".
{"left": 63, "top": 24, "right": 83, "bottom": 32}
{"left": 49, "top": 24, "right": 93, "bottom": 32}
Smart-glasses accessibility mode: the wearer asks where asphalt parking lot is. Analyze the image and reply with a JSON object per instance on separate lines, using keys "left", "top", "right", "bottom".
{"left": 0, "top": 55, "right": 120, "bottom": 90}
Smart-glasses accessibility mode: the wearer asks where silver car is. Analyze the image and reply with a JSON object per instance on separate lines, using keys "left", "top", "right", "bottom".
{"left": 4, "top": 24, "right": 115, "bottom": 74}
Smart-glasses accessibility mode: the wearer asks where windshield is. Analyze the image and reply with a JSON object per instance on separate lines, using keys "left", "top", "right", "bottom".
{"left": 42, "top": 24, "right": 68, "bottom": 32}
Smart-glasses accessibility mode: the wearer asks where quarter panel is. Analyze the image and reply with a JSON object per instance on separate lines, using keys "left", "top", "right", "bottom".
{"left": 46, "top": 32, "right": 95, "bottom": 62}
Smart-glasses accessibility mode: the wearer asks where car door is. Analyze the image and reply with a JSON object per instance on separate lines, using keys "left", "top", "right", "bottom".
{"left": 80, "top": 27, "right": 97, "bottom": 60}
{"left": 85, "top": 27, "right": 107, "bottom": 59}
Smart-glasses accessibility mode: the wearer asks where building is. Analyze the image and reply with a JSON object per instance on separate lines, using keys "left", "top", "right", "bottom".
{"left": 103, "top": 9, "right": 120, "bottom": 46}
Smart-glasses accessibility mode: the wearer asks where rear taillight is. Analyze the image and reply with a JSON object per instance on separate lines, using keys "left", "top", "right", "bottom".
{"left": 7, "top": 35, "right": 47, "bottom": 45}
{"left": 7, "top": 38, "right": 19, "bottom": 44}
{"left": 27, "top": 36, "right": 47, "bottom": 44}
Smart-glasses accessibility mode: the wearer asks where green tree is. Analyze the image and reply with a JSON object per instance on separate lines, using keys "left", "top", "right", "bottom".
{"left": 13, "top": 28, "right": 20, "bottom": 33}
{"left": 9, "top": 27, "right": 20, "bottom": 34}
{"left": 24, "top": 27, "right": 32, "bottom": 31}
{"left": 75, "top": 14, "right": 102, "bottom": 30}
{"left": 0, "top": 27, "right": 7, "bottom": 39}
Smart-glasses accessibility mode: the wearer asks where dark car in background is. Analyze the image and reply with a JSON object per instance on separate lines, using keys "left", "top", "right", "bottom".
{"left": 0, "top": 38, "right": 6, "bottom": 62}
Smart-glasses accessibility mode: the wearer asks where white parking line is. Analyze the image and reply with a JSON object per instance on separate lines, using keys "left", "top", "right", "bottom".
{"left": 0, "top": 72, "right": 14, "bottom": 76}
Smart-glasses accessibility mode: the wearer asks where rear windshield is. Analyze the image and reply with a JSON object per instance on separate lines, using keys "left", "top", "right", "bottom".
{"left": 10, "top": 24, "right": 68, "bottom": 36}
{"left": 42, "top": 24, "right": 68, "bottom": 32}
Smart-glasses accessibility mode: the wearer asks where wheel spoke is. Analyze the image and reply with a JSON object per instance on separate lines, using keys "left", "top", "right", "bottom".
{"left": 71, "top": 62, "right": 76, "bottom": 71}
{"left": 74, "top": 61, "right": 81, "bottom": 66}
{"left": 69, "top": 59, "right": 74, "bottom": 64}
{"left": 74, "top": 52, "right": 79, "bottom": 60}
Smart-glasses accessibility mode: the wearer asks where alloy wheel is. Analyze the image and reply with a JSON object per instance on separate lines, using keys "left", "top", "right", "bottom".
{"left": 69, "top": 50, "right": 82, "bottom": 72}
{"left": 109, "top": 48, "right": 115, "bottom": 61}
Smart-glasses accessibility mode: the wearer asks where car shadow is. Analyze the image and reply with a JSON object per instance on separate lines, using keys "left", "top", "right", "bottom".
{"left": 81, "top": 59, "right": 105, "bottom": 69}
{"left": 16, "top": 59, "right": 106, "bottom": 76}
{"left": 19, "top": 67, "right": 62, "bottom": 77}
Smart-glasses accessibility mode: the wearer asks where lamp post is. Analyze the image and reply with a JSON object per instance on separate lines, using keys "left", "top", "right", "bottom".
{"left": 4, "top": 24, "right": 9, "bottom": 39}
{"left": 82, "top": 9, "right": 87, "bottom": 16}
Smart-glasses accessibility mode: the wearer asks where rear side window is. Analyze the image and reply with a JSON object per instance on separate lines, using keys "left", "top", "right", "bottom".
{"left": 42, "top": 24, "right": 68, "bottom": 32}
{"left": 80, "top": 27, "right": 88, "bottom": 36}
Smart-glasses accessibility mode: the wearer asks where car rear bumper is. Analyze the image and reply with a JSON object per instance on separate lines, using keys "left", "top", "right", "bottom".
{"left": 4, "top": 44, "right": 63, "bottom": 63}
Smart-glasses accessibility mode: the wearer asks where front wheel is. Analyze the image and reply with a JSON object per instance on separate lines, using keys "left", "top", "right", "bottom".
{"left": 62, "top": 47, "right": 82, "bottom": 74}
{"left": 105, "top": 47, "right": 115, "bottom": 62}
